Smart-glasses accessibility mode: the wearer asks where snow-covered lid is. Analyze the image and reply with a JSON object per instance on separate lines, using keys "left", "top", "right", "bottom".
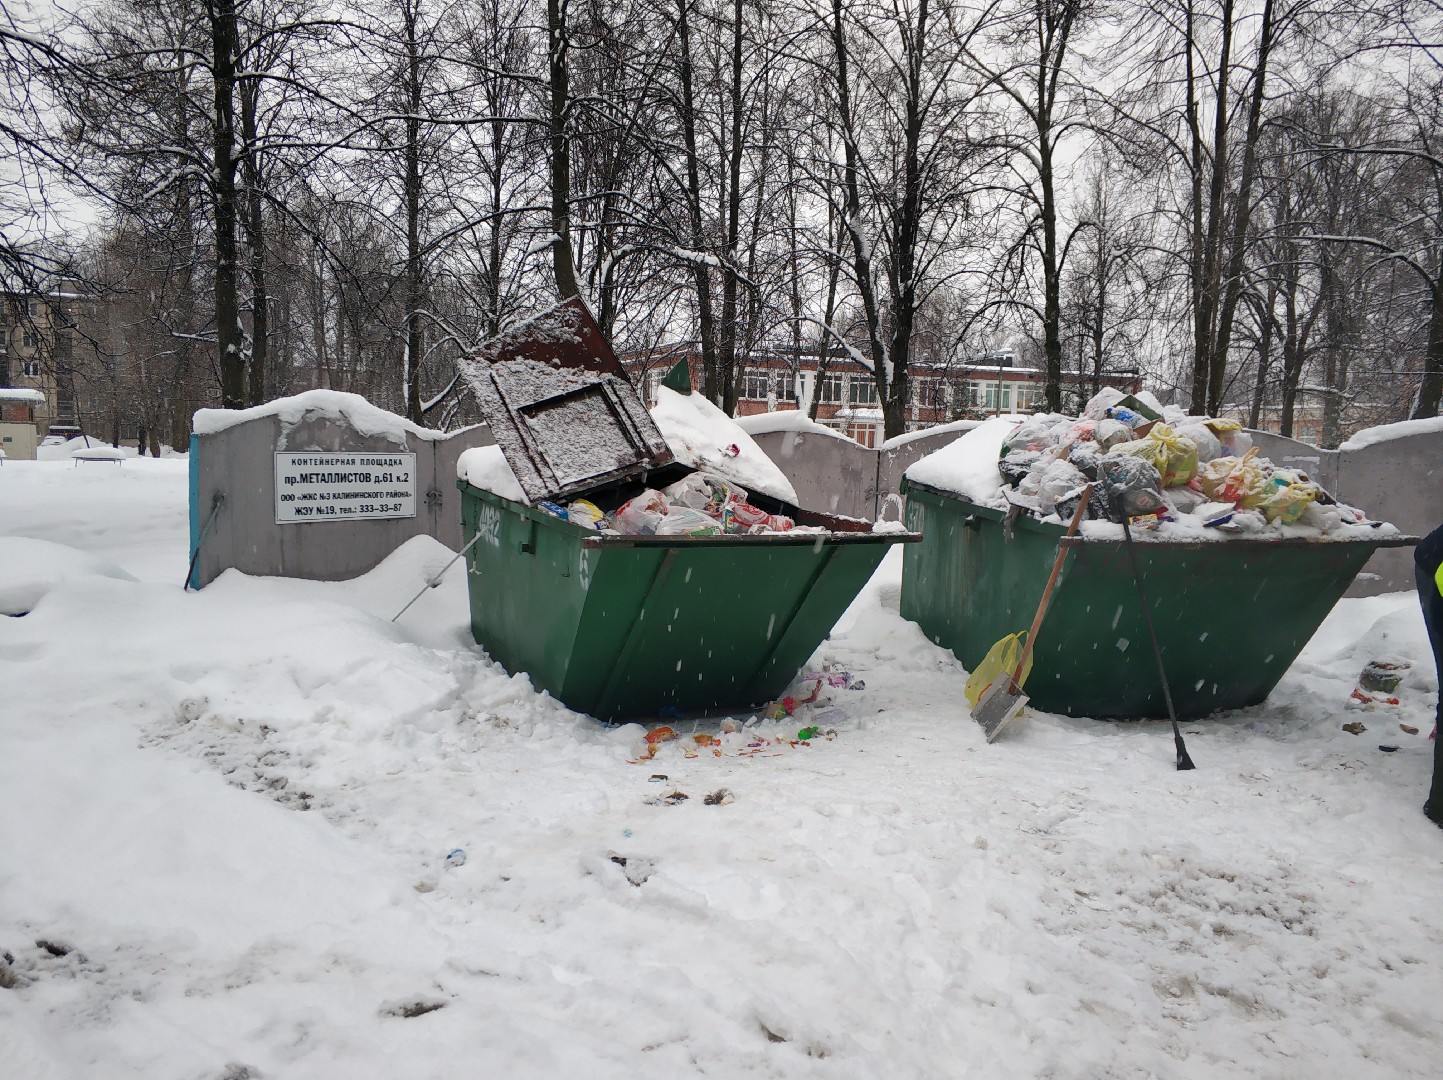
{"left": 1338, "top": 415, "right": 1443, "bottom": 451}
{"left": 459, "top": 299, "right": 675, "bottom": 504}
{"left": 0, "top": 387, "right": 46, "bottom": 403}
{"left": 651, "top": 386, "right": 798, "bottom": 504}
{"left": 193, "top": 390, "right": 448, "bottom": 442}
{"left": 902, "top": 415, "right": 1022, "bottom": 503}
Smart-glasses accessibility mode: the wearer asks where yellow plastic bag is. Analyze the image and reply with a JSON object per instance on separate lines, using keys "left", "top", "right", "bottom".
{"left": 965, "top": 633, "right": 1037, "bottom": 707}
{"left": 1196, "top": 446, "right": 1266, "bottom": 505}
{"left": 1112, "top": 423, "right": 1199, "bottom": 487}
{"left": 1256, "top": 471, "right": 1321, "bottom": 524}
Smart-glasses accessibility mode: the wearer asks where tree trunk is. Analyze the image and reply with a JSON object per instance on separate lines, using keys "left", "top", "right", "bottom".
{"left": 547, "top": 0, "right": 579, "bottom": 300}
{"left": 403, "top": 2, "right": 424, "bottom": 423}
{"left": 1414, "top": 271, "right": 1443, "bottom": 419}
{"left": 240, "top": 78, "right": 268, "bottom": 407}
{"left": 676, "top": 0, "right": 718, "bottom": 402}
{"left": 210, "top": 0, "right": 245, "bottom": 408}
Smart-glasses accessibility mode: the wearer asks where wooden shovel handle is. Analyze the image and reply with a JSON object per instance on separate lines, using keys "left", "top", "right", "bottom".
{"left": 1011, "top": 483, "right": 1093, "bottom": 682}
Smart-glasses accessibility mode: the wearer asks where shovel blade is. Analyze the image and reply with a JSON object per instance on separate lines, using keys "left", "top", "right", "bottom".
{"left": 972, "top": 674, "right": 1028, "bottom": 743}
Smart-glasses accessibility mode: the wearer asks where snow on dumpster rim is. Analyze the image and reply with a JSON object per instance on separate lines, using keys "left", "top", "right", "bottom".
{"left": 902, "top": 415, "right": 1021, "bottom": 505}
{"left": 734, "top": 409, "right": 849, "bottom": 441}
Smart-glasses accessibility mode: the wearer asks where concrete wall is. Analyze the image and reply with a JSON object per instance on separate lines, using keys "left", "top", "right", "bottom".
{"left": 1238, "top": 429, "right": 1434, "bottom": 595}
{"left": 190, "top": 398, "right": 1435, "bottom": 598}
{"left": 190, "top": 411, "right": 492, "bottom": 589}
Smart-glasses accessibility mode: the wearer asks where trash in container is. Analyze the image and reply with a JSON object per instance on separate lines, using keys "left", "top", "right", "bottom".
{"left": 898, "top": 391, "right": 1416, "bottom": 720}
{"left": 455, "top": 298, "right": 918, "bottom": 722}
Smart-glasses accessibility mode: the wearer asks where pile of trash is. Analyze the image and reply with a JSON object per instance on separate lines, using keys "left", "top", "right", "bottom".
{"left": 992, "top": 388, "right": 1378, "bottom": 536}
{"left": 538, "top": 470, "right": 822, "bottom": 537}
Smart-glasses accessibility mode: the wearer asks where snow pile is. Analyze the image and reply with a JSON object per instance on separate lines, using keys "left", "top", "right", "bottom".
{"left": 455, "top": 444, "right": 525, "bottom": 502}
{"left": 0, "top": 536, "right": 135, "bottom": 615}
{"left": 3, "top": 458, "right": 1443, "bottom": 1078}
{"left": 735, "top": 410, "right": 848, "bottom": 441}
{"left": 194, "top": 389, "right": 449, "bottom": 444}
{"left": 1339, "top": 415, "right": 1443, "bottom": 451}
{"left": 907, "top": 392, "right": 1394, "bottom": 541}
{"left": 651, "top": 386, "right": 798, "bottom": 504}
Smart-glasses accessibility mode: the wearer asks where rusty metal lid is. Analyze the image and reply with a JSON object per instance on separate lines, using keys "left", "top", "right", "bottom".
{"left": 460, "top": 298, "right": 675, "bottom": 504}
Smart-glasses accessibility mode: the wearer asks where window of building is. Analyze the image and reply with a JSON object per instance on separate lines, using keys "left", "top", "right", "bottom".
{"left": 56, "top": 332, "right": 73, "bottom": 359}
{"left": 22, "top": 358, "right": 42, "bottom": 378}
{"left": 775, "top": 371, "right": 795, "bottom": 401}
{"left": 645, "top": 371, "right": 663, "bottom": 406}
{"left": 740, "top": 371, "right": 769, "bottom": 400}
{"left": 1016, "top": 385, "right": 1044, "bottom": 412}
{"left": 984, "top": 384, "right": 1011, "bottom": 410}
{"left": 845, "top": 420, "right": 878, "bottom": 448}
{"left": 57, "top": 397, "right": 76, "bottom": 419}
{"left": 23, "top": 331, "right": 37, "bottom": 350}
{"left": 849, "top": 377, "right": 878, "bottom": 405}
{"left": 817, "top": 373, "right": 845, "bottom": 404}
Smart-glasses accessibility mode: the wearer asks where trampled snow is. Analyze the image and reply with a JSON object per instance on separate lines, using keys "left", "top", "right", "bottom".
{"left": 2, "top": 457, "right": 1442, "bottom": 1079}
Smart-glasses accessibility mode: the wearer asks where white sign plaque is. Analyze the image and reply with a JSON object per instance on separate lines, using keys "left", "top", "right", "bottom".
{"left": 274, "top": 452, "right": 418, "bottom": 524}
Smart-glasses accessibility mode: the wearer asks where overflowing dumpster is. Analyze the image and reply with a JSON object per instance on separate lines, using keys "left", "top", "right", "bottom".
{"left": 899, "top": 405, "right": 1415, "bottom": 720}
{"left": 457, "top": 299, "right": 917, "bottom": 721}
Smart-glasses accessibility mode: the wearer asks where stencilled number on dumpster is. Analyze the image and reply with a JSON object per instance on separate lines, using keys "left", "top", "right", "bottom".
{"left": 476, "top": 503, "right": 503, "bottom": 548}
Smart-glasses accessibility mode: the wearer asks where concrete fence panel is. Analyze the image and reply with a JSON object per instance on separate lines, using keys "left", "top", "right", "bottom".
{"left": 188, "top": 392, "right": 492, "bottom": 589}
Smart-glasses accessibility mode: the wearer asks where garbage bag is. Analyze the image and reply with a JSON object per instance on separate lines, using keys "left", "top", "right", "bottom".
{"left": 655, "top": 506, "right": 723, "bottom": 536}
{"left": 999, "top": 449, "right": 1042, "bottom": 487}
{"left": 1254, "top": 469, "right": 1321, "bottom": 524}
{"left": 1204, "top": 417, "right": 1252, "bottom": 457}
{"left": 1018, "top": 458, "right": 1083, "bottom": 515}
{"left": 965, "top": 633, "right": 1036, "bottom": 707}
{"left": 1196, "top": 447, "right": 1266, "bottom": 506}
{"left": 1110, "top": 423, "right": 1198, "bottom": 487}
{"left": 1095, "top": 418, "right": 1133, "bottom": 452}
{"left": 614, "top": 489, "right": 669, "bottom": 534}
{"left": 1099, "top": 453, "right": 1167, "bottom": 520}
{"left": 1175, "top": 422, "right": 1223, "bottom": 464}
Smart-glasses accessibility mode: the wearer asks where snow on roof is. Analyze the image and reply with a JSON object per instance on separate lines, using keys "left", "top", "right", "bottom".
{"left": 650, "top": 387, "right": 798, "bottom": 504}
{"left": 902, "top": 415, "right": 1021, "bottom": 503}
{"left": 193, "top": 390, "right": 448, "bottom": 443}
{"left": 456, "top": 445, "right": 526, "bottom": 503}
{"left": 882, "top": 418, "right": 982, "bottom": 450}
{"left": 734, "top": 409, "right": 848, "bottom": 441}
{"left": 1339, "top": 415, "right": 1443, "bottom": 452}
{"left": 0, "top": 387, "right": 46, "bottom": 403}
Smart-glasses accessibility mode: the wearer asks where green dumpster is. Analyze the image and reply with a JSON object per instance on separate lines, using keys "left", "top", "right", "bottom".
{"left": 899, "top": 477, "right": 1415, "bottom": 720}
{"left": 460, "top": 481, "right": 911, "bottom": 721}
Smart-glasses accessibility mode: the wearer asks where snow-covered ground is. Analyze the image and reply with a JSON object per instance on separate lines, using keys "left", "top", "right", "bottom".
{"left": 2, "top": 455, "right": 1441, "bottom": 1079}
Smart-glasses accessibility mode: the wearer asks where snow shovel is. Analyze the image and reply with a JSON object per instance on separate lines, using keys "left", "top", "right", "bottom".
{"left": 971, "top": 484, "right": 1093, "bottom": 742}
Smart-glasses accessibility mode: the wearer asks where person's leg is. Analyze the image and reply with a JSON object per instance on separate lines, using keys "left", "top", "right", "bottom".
{"left": 1416, "top": 561, "right": 1443, "bottom": 824}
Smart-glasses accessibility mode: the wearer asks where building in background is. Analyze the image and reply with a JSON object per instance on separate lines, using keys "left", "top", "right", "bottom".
{"left": 1, "top": 284, "right": 93, "bottom": 440}
{"left": 626, "top": 347, "right": 1143, "bottom": 447}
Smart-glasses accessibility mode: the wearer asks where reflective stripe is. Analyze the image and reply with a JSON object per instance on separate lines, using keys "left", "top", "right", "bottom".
{"left": 1437, "top": 560, "right": 1443, "bottom": 597}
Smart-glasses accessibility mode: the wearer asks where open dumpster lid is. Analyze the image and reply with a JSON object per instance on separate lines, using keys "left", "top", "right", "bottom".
{"left": 459, "top": 298, "right": 675, "bottom": 504}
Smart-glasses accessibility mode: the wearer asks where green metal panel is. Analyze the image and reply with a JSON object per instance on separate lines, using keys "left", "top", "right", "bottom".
{"left": 461, "top": 480, "right": 909, "bottom": 722}
{"left": 900, "top": 478, "right": 1408, "bottom": 720}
